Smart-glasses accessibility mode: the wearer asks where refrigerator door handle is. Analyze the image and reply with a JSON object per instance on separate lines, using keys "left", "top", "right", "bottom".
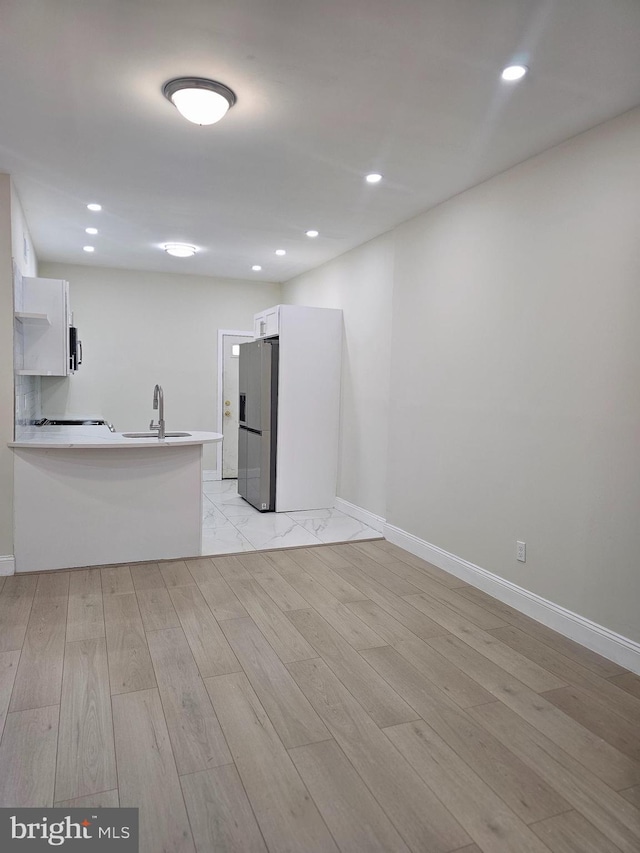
{"left": 239, "top": 392, "right": 246, "bottom": 424}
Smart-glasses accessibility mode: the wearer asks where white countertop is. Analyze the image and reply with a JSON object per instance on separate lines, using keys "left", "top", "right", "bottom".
{"left": 10, "top": 424, "right": 223, "bottom": 449}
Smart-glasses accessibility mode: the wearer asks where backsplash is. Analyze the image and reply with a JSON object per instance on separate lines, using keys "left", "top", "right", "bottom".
{"left": 15, "top": 372, "right": 41, "bottom": 427}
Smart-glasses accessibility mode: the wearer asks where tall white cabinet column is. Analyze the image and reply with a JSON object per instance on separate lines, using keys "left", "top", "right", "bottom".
{"left": 254, "top": 304, "right": 342, "bottom": 512}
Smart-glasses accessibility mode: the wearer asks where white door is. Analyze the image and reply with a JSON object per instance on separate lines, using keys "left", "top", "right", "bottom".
{"left": 222, "top": 334, "right": 252, "bottom": 478}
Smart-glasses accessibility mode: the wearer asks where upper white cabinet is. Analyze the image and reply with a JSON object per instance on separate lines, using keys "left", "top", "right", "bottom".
{"left": 17, "top": 277, "right": 70, "bottom": 376}
{"left": 253, "top": 305, "right": 280, "bottom": 339}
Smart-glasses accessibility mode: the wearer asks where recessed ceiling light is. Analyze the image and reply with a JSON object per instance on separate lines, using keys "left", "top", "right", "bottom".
{"left": 305, "top": 230, "right": 319, "bottom": 238}
{"left": 501, "top": 64, "right": 528, "bottom": 82}
{"left": 87, "top": 203, "right": 102, "bottom": 212}
{"left": 83, "top": 246, "right": 95, "bottom": 253}
{"left": 163, "top": 242, "right": 197, "bottom": 258}
{"left": 85, "top": 227, "right": 98, "bottom": 235}
{"left": 275, "top": 249, "right": 286, "bottom": 256}
{"left": 252, "top": 265, "right": 262, "bottom": 271}
{"left": 365, "top": 173, "right": 382, "bottom": 184}
{"left": 163, "top": 77, "right": 236, "bottom": 125}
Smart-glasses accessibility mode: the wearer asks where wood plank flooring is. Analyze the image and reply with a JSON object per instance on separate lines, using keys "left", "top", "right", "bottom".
{"left": 0, "top": 541, "right": 638, "bottom": 853}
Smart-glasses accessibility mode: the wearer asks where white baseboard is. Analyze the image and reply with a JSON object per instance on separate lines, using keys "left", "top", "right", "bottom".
{"left": 202, "top": 470, "right": 221, "bottom": 482}
{"left": 384, "top": 523, "right": 640, "bottom": 675}
{"left": 334, "top": 497, "right": 385, "bottom": 534}
{"left": 0, "top": 555, "right": 15, "bottom": 576}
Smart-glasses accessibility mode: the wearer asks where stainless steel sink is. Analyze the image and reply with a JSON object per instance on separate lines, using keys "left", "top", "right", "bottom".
{"left": 121, "top": 432, "right": 192, "bottom": 438}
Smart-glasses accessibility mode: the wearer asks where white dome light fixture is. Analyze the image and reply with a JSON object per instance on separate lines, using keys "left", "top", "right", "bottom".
{"left": 163, "top": 77, "right": 236, "bottom": 125}
{"left": 305, "top": 230, "right": 319, "bottom": 238}
{"left": 252, "top": 265, "right": 262, "bottom": 271}
{"left": 501, "top": 64, "right": 528, "bottom": 82}
{"left": 365, "top": 173, "right": 383, "bottom": 184}
{"left": 164, "top": 242, "right": 197, "bottom": 258}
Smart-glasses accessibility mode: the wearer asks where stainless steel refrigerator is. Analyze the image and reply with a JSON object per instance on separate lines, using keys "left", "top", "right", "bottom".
{"left": 237, "top": 338, "right": 279, "bottom": 511}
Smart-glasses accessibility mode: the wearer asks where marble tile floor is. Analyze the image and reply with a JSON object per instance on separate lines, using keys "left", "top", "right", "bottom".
{"left": 201, "top": 478, "right": 382, "bottom": 555}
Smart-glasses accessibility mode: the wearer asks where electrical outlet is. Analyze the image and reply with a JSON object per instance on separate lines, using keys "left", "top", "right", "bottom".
{"left": 516, "top": 541, "right": 526, "bottom": 562}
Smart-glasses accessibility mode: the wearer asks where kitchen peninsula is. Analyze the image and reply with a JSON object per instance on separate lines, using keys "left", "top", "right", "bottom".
{"left": 10, "top": 424, "right": 223, "bottom": 572}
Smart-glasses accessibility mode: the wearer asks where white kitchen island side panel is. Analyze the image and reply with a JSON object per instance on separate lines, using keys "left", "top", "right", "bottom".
{"left": 14, "top": 445, "right": 203, "bottom": 572}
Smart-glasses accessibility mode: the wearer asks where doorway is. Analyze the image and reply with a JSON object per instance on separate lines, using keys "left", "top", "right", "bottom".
{"left": 216, "top": 330, "right": 252, "bottom": 479}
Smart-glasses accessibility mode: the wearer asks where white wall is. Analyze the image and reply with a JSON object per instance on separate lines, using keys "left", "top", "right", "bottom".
{"left": 281, "top": 232, "right": 394, "bottom": 518}
{"left": 12, "top": 183, "right": 40, "bottom": 428}
{"left": 387, "top": 107, "right": 640, "bottom": 642}
{"left": 282, "top": 107, "right": 640, "bottom": 645}
{"left": 0, "top": 177, "right": 38, "bottom": 562}
{"left": 0, "top": 176, "right": 14, "bottom": 559}
{"left": 39, "top": 263, "right": 280, "bottom": 470}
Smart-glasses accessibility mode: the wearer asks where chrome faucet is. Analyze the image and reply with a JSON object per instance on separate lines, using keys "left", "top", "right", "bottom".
{"left": 150, "top": 384, "right": 165, "bottom": 439}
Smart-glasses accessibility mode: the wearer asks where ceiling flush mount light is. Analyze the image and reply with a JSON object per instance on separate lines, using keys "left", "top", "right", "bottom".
{"left": 275, "top": 249, "right": 286, "bottom": 256}
{"left": 163, "top": 242, "right": 197, "bottom": 258}
{"left": 501, "top": 64, "right": 528, "bottom": 82}
{"left": 87, "top": 203, "right": 102, "bottom": 211}
{"left": 85, "top": 227, "right": 98, "bottom": 235}
{"left": 366, "top": 173, "right": 382, "bottom": 184}
{"left": 163, "top": 77, "right": 236, "bottom": 125}
{"left": 305, "top": 230, "right": 319, "bottom": 238}
{"left": 252, "top": 265, "right": 262, "bottom": 271}
{"left": 83, "top": 246, "right": 95, "bottom": 253}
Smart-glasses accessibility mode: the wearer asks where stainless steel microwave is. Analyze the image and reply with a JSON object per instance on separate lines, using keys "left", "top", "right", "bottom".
{"left": 69, "top": 326, "right": 82, "bottom": 372}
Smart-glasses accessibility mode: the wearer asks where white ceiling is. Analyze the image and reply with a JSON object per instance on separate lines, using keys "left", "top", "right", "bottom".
{"left": 1, "top": 0, "right": 639, "bottom": 283}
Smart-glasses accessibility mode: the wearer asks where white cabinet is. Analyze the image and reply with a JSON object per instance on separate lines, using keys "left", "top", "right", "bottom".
{"left": 248, "top": 303, "right": 343, "bottom": 510}
{"left": 271, "top": 304, "right": 343, "bottom": 512}
{"left": 17, "top": 277, "right": 70, "bottom": 376}
{"left": 253, "top": 305, "right": 280, "bottom": 338}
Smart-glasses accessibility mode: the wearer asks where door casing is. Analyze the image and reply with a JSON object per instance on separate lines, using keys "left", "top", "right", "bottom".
{"left": 215, "top": 329, "right": 253, "bottom": 480}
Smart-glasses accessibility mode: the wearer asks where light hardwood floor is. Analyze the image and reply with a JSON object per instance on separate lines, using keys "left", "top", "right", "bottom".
{"left": 0, "top": 540, "right": 639, "bottom": 853}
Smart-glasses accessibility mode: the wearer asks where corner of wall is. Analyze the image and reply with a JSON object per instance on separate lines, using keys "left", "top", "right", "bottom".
{"left": 0, "top": 174, "right": 16, "bottom": 558}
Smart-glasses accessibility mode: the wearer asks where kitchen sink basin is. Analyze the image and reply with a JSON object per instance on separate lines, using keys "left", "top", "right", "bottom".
{"left": 122, "top": 432, "right": 192, "bottom": 438}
